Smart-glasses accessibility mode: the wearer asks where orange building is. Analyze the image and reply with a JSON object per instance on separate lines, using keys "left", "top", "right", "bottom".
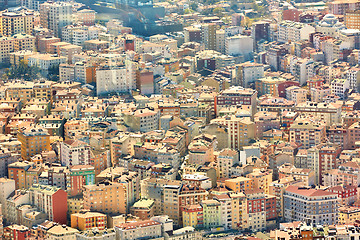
{"left": 17, "top": 126, "right": 50, "bottom": 160}
{"left": 225, "top": 176, "right": 254, "bottom": 193}
{"left": 8, "top": 161, "right": 33, "bottom": 189}
{"left": 71, "top": 211, "right": 107, "bottom": 231}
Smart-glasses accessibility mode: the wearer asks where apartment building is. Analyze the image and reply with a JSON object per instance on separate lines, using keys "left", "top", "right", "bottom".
{"left": 232, "top": 62, "right": 264, "bottom": 87}
{"left": 17, "top": 126, "right": 50, "bottom": 160}
{"left": 0, "top": 9, "right": 34, "bottom": 37}
{"left": 277, "top": 21, "right": 315, "bottom": 43}
{"left": 115, "top": 220, "right": 162, "bottom": 240}
{"left": 211, "top": 116, "right": 255, "bottom": 149}
{"left": 289, "top": 119, "right": 326, "bottom": 149}
{"left": 60, "top": 140, "right": 91, "bottom": 166}
{"left": 71, "top": 211, "right": 107, "bottom": 231}
{"left": 284, "top": 186, "right": 338, "bottom": 226}
{"left": 96, "top": 65, "right": 136, "bottom": 96}
{"left": 215, "top": 86, "right": 257, "bottom": 116}
{"left": 28, "top": 184, "right": 68, "bottom": 224}
{"left": 39, "top": 2, "right": 72, "bottom": 37}
{"left": 83, "top": 173, "right": 139, "bottom": 214}
{"left": 295, "top": 102, "right": 342, "bottom": 126}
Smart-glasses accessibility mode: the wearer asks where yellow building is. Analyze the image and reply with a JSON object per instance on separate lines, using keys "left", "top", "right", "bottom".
{"left": 0, "top": 10, "right": 34, "bottom": 37}
{"left": 211, "top": 116, "right": 255, "bottom": 149}
{"left": 83, "top": 171, "right": 139, "bottom": 215}
{"left": 68, "top": 197, "right": 84, "bottom": 215}
{"left": 229, "top": 192, "right": 248, "bottom": 230}
{"left": 17, "top": 126, "right": 50, "bottom": 160}
{"left": 9, "top": 50, "right": 36, "bottom": 66}
{"left": 182, "top": 204, "right": 203, "bottom": 228}
{"left": 5, "top": 81, "right": 34, "bottom": 103}
{"left": 225, "top": 176, "right": 253, "bottom": 193}
{"left": 345, "top": 10, "right": 360, "bottom": 30}
{"left": 246, "top": 169, "right": 273, "bottom": 194}
{"left": 71, "top": 211, "right": 107, "bottom": 231}
{"left": 0, "top": 37, "right": 14, "bottom": 64}
{"left": 13, "top": 33, "right": 36, "bottom": 51}
{"left": 33, "top": 80, "right": 54, "bottom": 100}
{"left": 339, "top": 206, "right": 360, "bottom": 225}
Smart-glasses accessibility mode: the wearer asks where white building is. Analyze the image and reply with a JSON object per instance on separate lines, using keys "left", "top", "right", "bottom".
{"left": 96, "top": 63, "right": 136, "bottom": 96}
{"left": 277, "top": 20, "right": 315, "bottom": 43}
{"left": 216, "top": 29, "right": 226, "bottom": 54}
{"left": 232, "top": 62, "right": 264, "bottom": 87}
{"left": 60, "top": 139, "right": 91, "bottom": 166}
{"left": 331, "top": 78, "right": 350, "bottom": 99}
{"left": 225, "top": 35, "right": 253, "bottom": 60}
{"left": 0, "top": 179, "right": 15, "bottom": 223}
{"left": 346, "top": 67, "right": 360, "bottom": 91}
{"left": 39, "top": 2, "right": 72, "bottom": 38}
{"left": 115, "top": 220, "right": 162, "bottom": 240}
{"left": 316, "top": 14, "right": 345, "bottom": 38}
{"left": 286, "top": 86, "right": 307, "bottom": 104}
{"left": 28, "top": 54, "right": 67, "bottom": 71}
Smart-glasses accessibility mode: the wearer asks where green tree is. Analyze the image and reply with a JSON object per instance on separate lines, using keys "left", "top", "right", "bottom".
{"left": 48, "top": 65, "right": 60, "bottom": 82}
{"left": 213, "top": 7, "right": 225, "bottom": 17}
{"left": 190, "top": 2, "right": 198, "bottom": 11}
{"left": 230, "top": 2, "right": 238, "bottom": 11}
{"left": 184, "top": 8, "right": 194, "bottom": 14}
{"left": 7, "top": 60, "right": 40, "bottom": 81}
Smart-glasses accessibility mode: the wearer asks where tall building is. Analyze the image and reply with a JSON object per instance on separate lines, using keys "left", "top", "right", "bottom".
{"left": 211, "top": 116, "right": 255, "bottom": 149}
{"left": 277, "top": 20, "right": 315, "bottom": 43}
{"left": 202, "top": 23, "right": 217, "bottom": 50}
{"left": 329, "top": 0, "right": 360, "bottom": 15}
{"left": 28, "top": 184, "right": 68, "bottom": 224}
{"left": 345, "top": 10, "right": 360, "bottom": 30}
{"left": 60, "top": 140, "right": 91, "bottom": 166}
{"left": 8, "top": 161, "right": 33, "bottom": 189}
{"left": 284, "top": 186, "right": 338, "bottom": 226}
{"left": 67, "top": 165, "right": 95, "bottom": 197}
{"left": 39, "top": 2, "right": 72, "bottom": 37}
{"left": 96, "top": 64, "right": 136, "bottom": 96}
{"left": 289, "top": 119, "right": 326, "bottom": 149}
{"left": 232, "top": 63, "right": 264, "bottom": 87}
{"left": 307, "top": 143, "right": 341, "bottom": 185}
{"left": 0, "top": 178, "right": 15, "bottom": 223}
{"left": 17, "top": 126, "right": 50, "bottom": 160}
{"left": 0, "top": 9, "right": 34, "bottom": 37}
{"left": 83, "top": 172, "right": 139, "bottom": 215}
{"left": 215, "top": 86, "right": 258, "bottom": 116}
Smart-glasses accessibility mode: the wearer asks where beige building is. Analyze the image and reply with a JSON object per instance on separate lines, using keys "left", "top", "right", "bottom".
{"left": 345, "top": 10, "right": 360, "bottom": 30}
{"left": 0, "top": 10, "right": 34, "bottom": 37}
{"left": 13, "top": 33, "right": 36, "bottom": 51}
{"left": 286, "top": 86, "right": 307, "bottom": 104}
{"left": 115, "top": 220, "right": 162, "bottom": 240}
{"left": 211, "top": 116, "right": 255, "bottom": 149}
{"left": 9, "top": 50, "right": 36, "bottom": 66}
{"left": 83, "top": 172, "right": 139, "bottom": 214}
{"left": 0, "top": 37, "right": 14, "bottom": 64}
{"left": 289, "top": 119, "right": 326, "bottom": 148}
{"left": 295, "top": 102, "right": 342, "bottom": 126}
{"left": 28, "top": 54, "right": 67, "bottom": 72}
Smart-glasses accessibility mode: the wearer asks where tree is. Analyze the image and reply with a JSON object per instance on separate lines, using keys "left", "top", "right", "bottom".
{"left": 241, "top": 16, "right": 253, "bottom": 29}
{"left": 230, "top": 2, "right": 238, "bottom": 11}
{"left": 190, "top": 2, "right": 198, "bottom": 11}
{"left": 184, "top": 8, "right": 194, "bottom": 14}
{"left": 213, "top": 7, "right": 225, "bottom": 18}
{"left": 48, "top": 64, "right": 60, "bottom": 82}
{"left": 7, "top": 60, "right": 40, "bottom": 81}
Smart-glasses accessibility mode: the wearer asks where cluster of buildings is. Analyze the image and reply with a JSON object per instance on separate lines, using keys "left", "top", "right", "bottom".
{"left": 1, "top": 0, "right": 360, "bottom": 239}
